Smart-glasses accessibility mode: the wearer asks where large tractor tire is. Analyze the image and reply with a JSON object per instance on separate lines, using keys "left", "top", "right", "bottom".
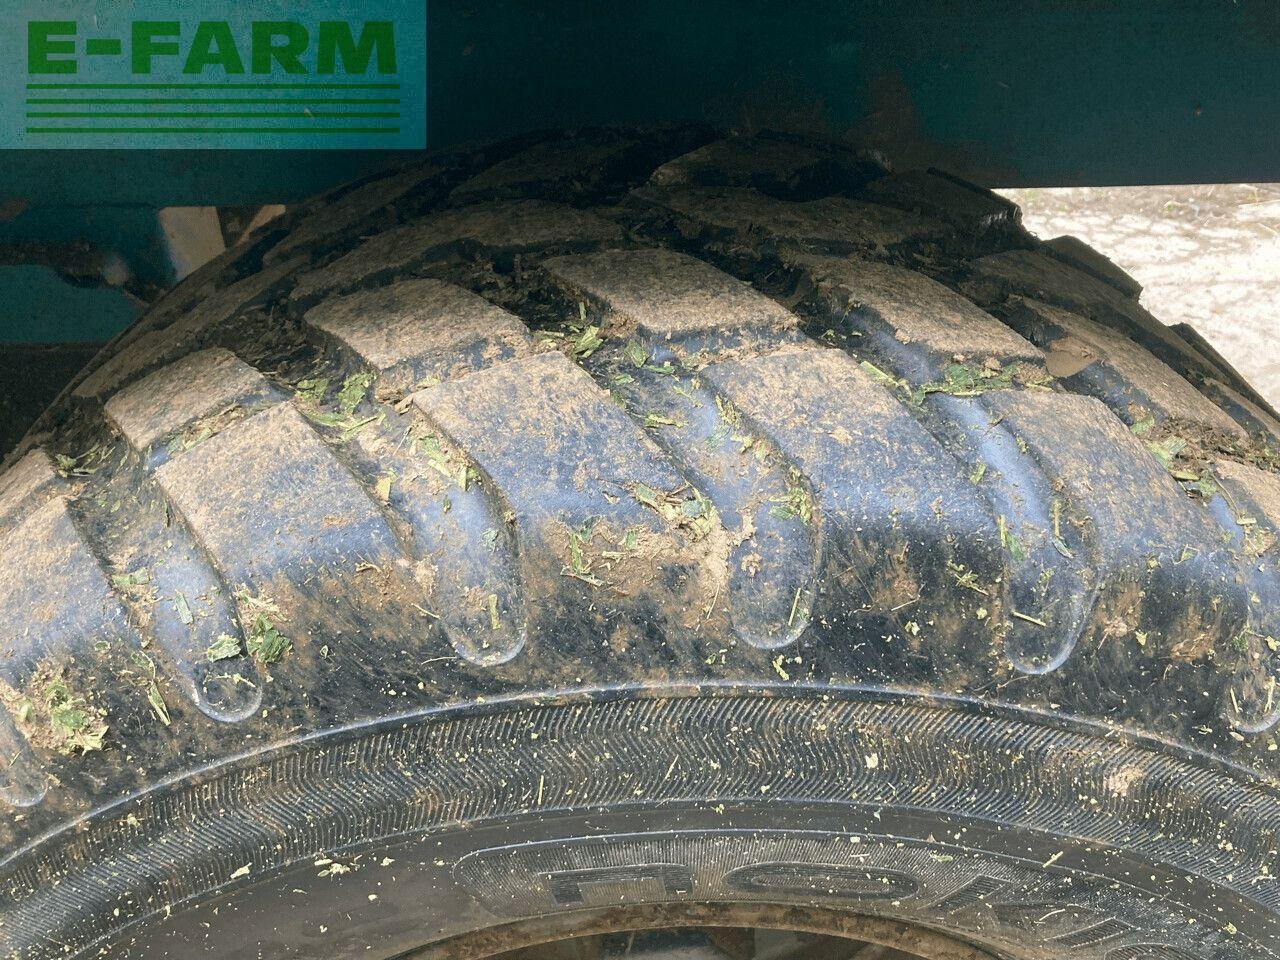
{"left": 2, "top": 128, "right": 1280, "bottom": 960}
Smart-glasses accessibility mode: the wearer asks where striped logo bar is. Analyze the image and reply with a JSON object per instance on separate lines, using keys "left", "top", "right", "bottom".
{"left": 4, "top": 1, "right": 425, "bottom": 149}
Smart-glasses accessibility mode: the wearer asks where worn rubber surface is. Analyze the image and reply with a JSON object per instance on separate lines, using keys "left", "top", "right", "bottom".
{"left": 3, "top": 128, "right": 1280, "bottom": 960}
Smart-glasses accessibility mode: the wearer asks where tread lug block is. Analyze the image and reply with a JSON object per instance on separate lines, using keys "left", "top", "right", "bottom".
{"left": 638, "top": 185, "right": 947, "bottom": 254}
{"left": 965, "top": 249, "right": 1280, "bottom": 438}
{"left": 413, "top": 351, "right": 730, "bottom": 669}
{"left": 265, "top": 163, "right": 447, "bottom": 265}
{"left": 105, "top": 347, "right": 282, "bottom": 467}
{"left": 1042, "top": 235, "right": 1142, "bottom": 298}
{"left": 0, "top": 447, "right": 60, "bottom": 530}
{"left": 790, "top": 254, "right": 1045, "bottom": 379}
{"left": 73, "top": 257, "right": 305, "bottom": 402}
{"left": 290, "top": 201, "right": 625, "bottom": 306}
{"left": 983, "top": 391, "right": 1252, "bottom": 727}
{"left": 153, "top": 403, "right": 427, "bottom": 680}
{"left": 650, "top": 135, "right": 885, "bottom": 199}
{"left": 965, "top": 249, "right": 1223, "bottom": 378}
{"left": 741, "top": 256, "right": 1078, "bottom": 673}
{"left": 303, "top": 279, "right": 535, "bottom": 397}
{"left": 703, "top": 348, "right": 1007, "bottom": 680}
{"left": 918, "top": 391, "right": 1096, "bottom": 675}
{"left": 71, "top": 329, "right": 172, "bottom": 405}
{"left": 0, "top": 497, "right": 153, "bottom": 793}
{"left": 1003, "top": 296, "right": 1246, "bottom": 435}
{"left": 43, "top": 397, "right": 270, "bottom": 723}
{"left": 548, "top": 250, "right": 819, "bottom": 648}
{"left": 543, "top": 248, "right": 800, "bottom": 359}
{"left": 965, "top": 248, "right": 1138, "bottom": 318}
{"left": 86, "top": 452, "right": 268, "bottom": 722}
{"left": 607, "top": 366, "right": 822, "bottom": 651}
{"left": 338, "top": 408, "right": 529, "bottom": 668}
{"left": 0, "top": 706, "right": 45, "bottom": 806}
{"left": 861, "top": 169, "right": 1023, "bottom": 234}
{"left": 106, "top": 513, "right": 265, "bottom": 724}
{"left": 0, "top": 498, "right": 138, "bottom": 675}
{"left": 1208, "top": 460, "right": 1280, "bottom": 736}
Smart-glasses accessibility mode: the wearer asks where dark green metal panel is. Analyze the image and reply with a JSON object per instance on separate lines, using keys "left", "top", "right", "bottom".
{"left": 0, "top": 204, "right": 176, "bottom": 285}
{"left": 0, "top": 265, "right": 139, "bottom": 341}
{"left": 0, "top": 0, "right": 1277, "bottom": 205}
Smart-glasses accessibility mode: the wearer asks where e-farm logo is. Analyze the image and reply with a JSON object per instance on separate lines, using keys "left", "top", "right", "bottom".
{"left": 2, "top": 2, "right": 425, "bottom": 149}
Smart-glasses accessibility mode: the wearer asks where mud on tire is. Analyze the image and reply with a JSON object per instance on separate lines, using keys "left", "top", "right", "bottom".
{"left": 2, "top": 127, "right": 1280, "bottom": 960}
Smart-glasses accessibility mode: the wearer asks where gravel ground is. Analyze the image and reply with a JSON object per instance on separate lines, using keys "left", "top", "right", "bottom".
{"left": 1000, "top": 184, "right": 1280, "bottom": 410}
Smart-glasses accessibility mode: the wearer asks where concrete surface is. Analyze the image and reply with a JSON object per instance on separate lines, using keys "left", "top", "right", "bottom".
{"left": 1000, "top": 184, "right": 1280, "bottom": 410}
